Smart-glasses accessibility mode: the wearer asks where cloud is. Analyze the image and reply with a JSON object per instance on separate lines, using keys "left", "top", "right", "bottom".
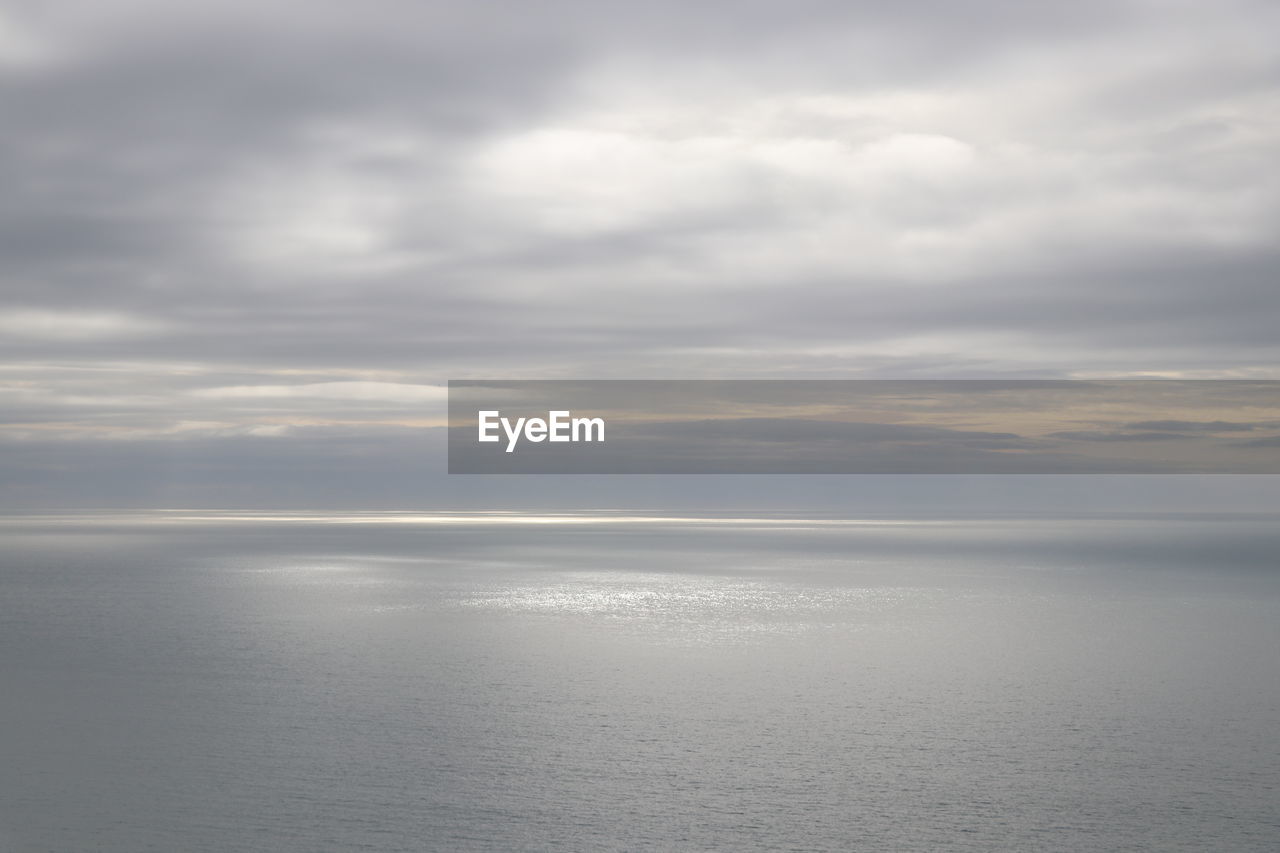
{"left": 1126, "top": 420, "right": 1261, "bottom": 432}
{"left": 2, "top": 0, "right": 1279, "bottom": 505}
{"left": 632, "top": 418, "right": 1024, "bottom": 446}
{"left": 0, "top": 8, "right": 58, "bottom": 69}
{"left": 191, "top": 382, "right": 447, "bottom": 404}
{"left": 1235, "top": 435, "right": 1280, "bottom": 448}
{"left": 1048, "top": 430, "right": 1198, "bottom": 442}
{"left": 0, "top": 310, "right": 169, "bottom": 340}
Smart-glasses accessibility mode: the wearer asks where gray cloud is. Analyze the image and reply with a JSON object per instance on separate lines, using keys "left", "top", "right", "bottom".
{"left": 1127, "top": 420, "right": 1262, "bottom": 432}
{"left": 1235, "top": 436, "right": 1280, "bottom": 448}
{"left": 629, "top": 417, "right": 1027, "bottom": 447}
{"left": 1048, "top": 431, "right": 1197, "bottom": 442}
{"left": 2, "top": 0, "right": 1279, "bottom": 506}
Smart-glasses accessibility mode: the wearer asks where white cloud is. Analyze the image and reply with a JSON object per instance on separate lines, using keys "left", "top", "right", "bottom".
{"left": 0, "top": 9, "right": 59, "bottom": 69}
{"left": 191, "top": 381, "right": 447, "bottom": 404}
{"left": 0, "top": 310, "right": 170, "bottom": 340}
{"left": 463, "top": 64, "right": 1277, "bottom": 286}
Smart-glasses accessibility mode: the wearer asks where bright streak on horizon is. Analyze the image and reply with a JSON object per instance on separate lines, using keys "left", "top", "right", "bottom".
{"left": 0, "top": 510, "right": 950, "bottom": 529}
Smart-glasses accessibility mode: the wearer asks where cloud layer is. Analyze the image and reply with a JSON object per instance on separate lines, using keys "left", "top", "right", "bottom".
{"left": 2, "top": 0, "right": 1278, "bottom": 505}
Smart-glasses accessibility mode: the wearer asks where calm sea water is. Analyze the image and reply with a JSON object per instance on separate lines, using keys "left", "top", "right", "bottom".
{"left": 1, "top": 512, "right": 1277, "bottom": 851}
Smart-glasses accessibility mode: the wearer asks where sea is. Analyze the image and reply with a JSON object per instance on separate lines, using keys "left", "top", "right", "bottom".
{"left": 1, "top": 511, "right": 1277, "bottom": 851}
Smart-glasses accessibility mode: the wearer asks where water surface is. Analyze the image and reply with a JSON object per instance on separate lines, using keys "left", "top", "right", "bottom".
{"left": 2, "top": 512, "right": 1277, "bottom": 851}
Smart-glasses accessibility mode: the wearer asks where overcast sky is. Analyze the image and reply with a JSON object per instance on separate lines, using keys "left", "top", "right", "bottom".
{"left": 2, "top": 0, "right": 1278, "bottom": 509}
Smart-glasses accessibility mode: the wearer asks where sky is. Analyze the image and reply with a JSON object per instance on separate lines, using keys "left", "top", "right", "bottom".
{"left": 2, "top": 0, "right": 1278, "bottom": 509}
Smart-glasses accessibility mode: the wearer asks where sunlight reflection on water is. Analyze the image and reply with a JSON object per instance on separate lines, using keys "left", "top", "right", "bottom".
{"left": 451, "top": 571, "right": 934, "bottom": 644}
{"left": 2, "top": 514, "right": 1278, "bottom": 851}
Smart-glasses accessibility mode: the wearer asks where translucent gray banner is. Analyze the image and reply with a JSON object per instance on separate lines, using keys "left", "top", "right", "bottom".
{"left": 447, "top": 380, "right": 1280, "bottom": 474}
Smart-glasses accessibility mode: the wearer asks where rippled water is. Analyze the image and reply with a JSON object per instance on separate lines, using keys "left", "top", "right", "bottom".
{"left": 2, "top": 513, "right": 1278, "bottom": 851}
